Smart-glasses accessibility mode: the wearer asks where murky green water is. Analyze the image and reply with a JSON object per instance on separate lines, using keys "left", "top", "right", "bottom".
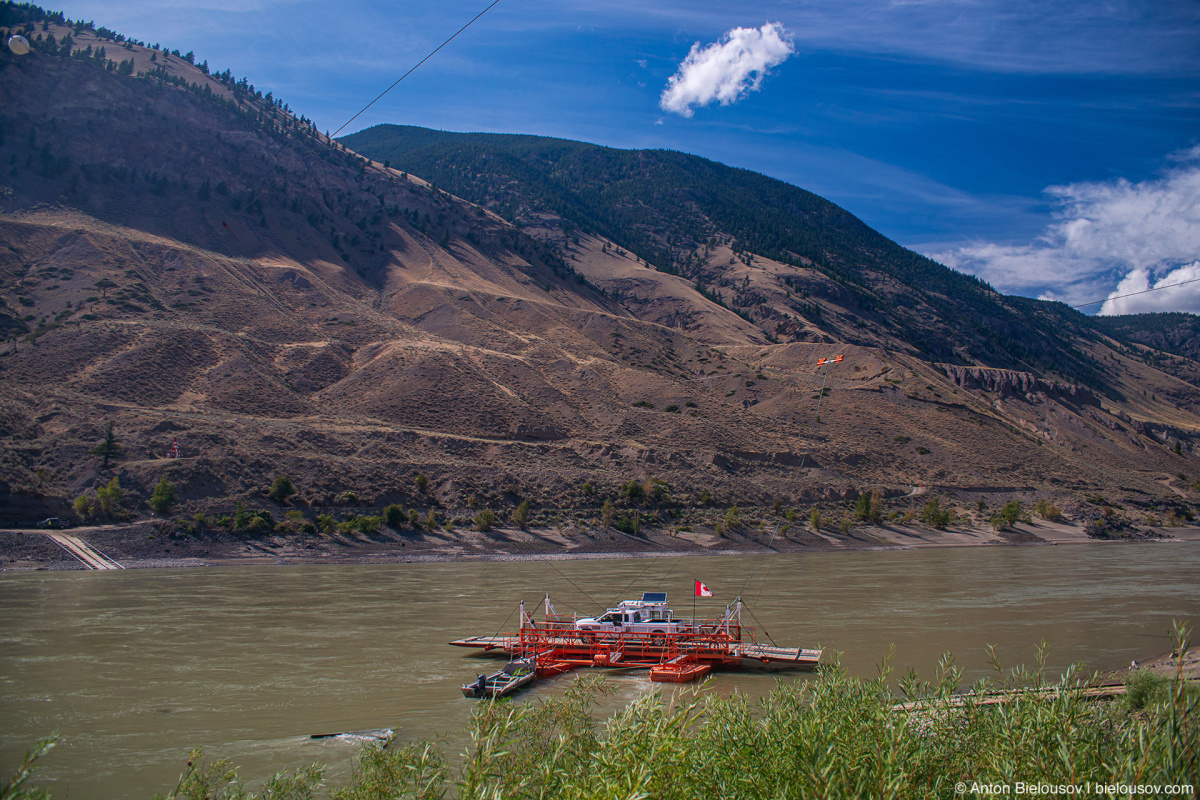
{"left": 2, "top": 542, "right": 1198, "bottom": 798}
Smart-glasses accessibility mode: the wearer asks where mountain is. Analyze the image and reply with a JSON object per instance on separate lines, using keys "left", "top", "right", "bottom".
{"left": 0, "top": 6, "right": 1196, "bottom": 533}
{"left": 1088, "top": 313, "right": 1200, "bottom": 386}
{"left": 342, "top": 125, "right": 1110, "bottom": 387}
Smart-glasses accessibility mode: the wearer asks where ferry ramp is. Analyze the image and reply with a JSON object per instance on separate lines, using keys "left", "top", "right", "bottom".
{"left": 46, "top": 533, "right": 124, "bottom": 570}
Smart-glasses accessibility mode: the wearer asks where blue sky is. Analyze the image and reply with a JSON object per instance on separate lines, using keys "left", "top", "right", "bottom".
{"left": 56, "top": 0, "right": 1200, "bottom": 313}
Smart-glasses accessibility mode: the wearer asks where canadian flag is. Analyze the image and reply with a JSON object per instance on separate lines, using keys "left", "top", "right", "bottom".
{"left": 695, "top": 580, "right": 712, "bottom": 597}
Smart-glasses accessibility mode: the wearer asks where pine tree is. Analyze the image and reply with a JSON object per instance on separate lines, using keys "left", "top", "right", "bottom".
{"left": 90, "top": 421, "right": 121, "bottom": 468}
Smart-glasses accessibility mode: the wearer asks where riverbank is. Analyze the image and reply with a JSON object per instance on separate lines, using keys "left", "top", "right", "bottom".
{"left": 1127, "top": 645, "right": 1200, "bottom": 681}
{"left": 3, "top": 517, "right": 1199, "bottom": 571}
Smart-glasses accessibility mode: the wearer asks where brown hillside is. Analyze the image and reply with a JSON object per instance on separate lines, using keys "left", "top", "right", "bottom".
{"left": 0, "top": 19, "right": 1196, "bottom": 535}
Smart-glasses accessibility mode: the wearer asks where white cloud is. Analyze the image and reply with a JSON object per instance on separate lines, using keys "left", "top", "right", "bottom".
{"left": 1100, "top": 263, "right": 1200, "bottom": 315}
{"left": 928, "top": 149, "right": 1200, "bottom": 314}
{"left": 660, "top": 22, "right": 794, "bottom": 118}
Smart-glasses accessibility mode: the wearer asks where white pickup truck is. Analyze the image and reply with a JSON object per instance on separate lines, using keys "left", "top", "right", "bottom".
{"left": 573, "top": 592, "right": 686, "bottom": 645}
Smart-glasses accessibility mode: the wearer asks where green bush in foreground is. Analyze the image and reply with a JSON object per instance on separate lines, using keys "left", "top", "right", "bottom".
{"left": 8, "top": 637, "right": 1198, "bottom": 799}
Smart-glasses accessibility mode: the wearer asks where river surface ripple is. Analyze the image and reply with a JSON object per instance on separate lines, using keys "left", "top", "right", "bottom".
{"left": 2, "top": 542, "right": 1198, "bottom": 798}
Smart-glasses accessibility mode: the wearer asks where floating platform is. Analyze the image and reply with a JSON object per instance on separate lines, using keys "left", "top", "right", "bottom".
{"left": 735, "top": 643, "right": 823, "bottom": 670}
{"left": 450, "top": 631, "right": 822, "bottom": 670}
{"left": 452, "top": 611, "right": 822, "bottom": 697}
{"left": 536, "top": 660, "right": 574, "bottom": 678}
{"left": 650, "top": 658, "right": 712, "bottom": 683}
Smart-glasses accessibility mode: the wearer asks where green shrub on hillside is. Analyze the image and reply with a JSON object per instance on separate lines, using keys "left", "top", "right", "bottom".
{"left": 1033, "top": 498, "right": 1062, "bottom": 522}
{"left": 268, "top": 474, "right": 295, "bottom": 503}
{"left": 920, "top": 498, "right": 954, "bottom": 530}
{"left": 336, "top": 515, "right": 381, "bottom": 535}
{"left": 242, "top": 515, "right": 272, "bottom": 535}
{"left": 600, "top": 499, "right": 616, "bottom": 528}
{"left": 619, "top": 480, "right": 645, "bottom": 503}
{"left": 474, "top": 509, "right": 495, "bottom": 532}
{"left": 512, "top": 500, "right": 530, "bottom": 530}
{"left": 990, "top": 500, "right": 1024, "bottom": 530}
{"left": 233, "top": 501, "right": 252, "bottom": 529}
{"left": 383, "top": 504, "right": 405, "bottom": 528}
{"left": 643, "top": 477, "right": 669, "bottom": 502}
{"left": 855, "top": 490, "right": 882, "bottom": 524}
{"left": 231, "top": 501, "right": 274, "bottom": 534}
{"left": 72, "top": 494, "right": 93, "bottom": 520}
{"left": 281, "top": 509, "right": 307, "bottom": 533}
{"left": 95, "top": 476, "right": 125, "bottom": 519}
{"left": 723, "top": 506, "right": 740, "bottom": 532}
{"left": 613, "top": 511, "right": 641, "bottom": 536}
{"left": 149, "top": 478, "right": 176, "bottom": 514}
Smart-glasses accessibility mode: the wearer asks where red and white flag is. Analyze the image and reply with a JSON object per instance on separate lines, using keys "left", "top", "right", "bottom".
{"left": 695, "top": 580, "right": 712, "bottom": 597}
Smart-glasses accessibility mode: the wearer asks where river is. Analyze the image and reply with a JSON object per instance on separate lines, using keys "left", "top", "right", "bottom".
{"left": 1, "top": 542, "right": 1197, "bottom": 798}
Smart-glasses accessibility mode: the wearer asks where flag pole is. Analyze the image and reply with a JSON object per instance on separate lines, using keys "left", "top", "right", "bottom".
{"left": 692, "top": 581, "right": 697, "bottom": 630}
{"left": 814, "top": 364, "right": 830, "bottom": 422}
{"left": 812, "top": 354, "right": 841, "bottom": 424}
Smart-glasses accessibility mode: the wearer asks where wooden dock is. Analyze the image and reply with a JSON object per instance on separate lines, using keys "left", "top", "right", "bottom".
{"left": 736, "top": 644, "right": 823, "bottom": 668}
{"left": 449, "top": 635, "right": 511, "bottom": 652}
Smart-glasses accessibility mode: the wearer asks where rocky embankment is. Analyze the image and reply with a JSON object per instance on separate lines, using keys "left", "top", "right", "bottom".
{"left": 938, "top": 365, "right": 1099, "bottom": 406}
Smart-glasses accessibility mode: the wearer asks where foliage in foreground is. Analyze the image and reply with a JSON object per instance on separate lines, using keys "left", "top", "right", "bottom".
{"left": 7, "top": 636, "right": 1198, "bottom": 799}
{"left": 415, "top": 649, "right": 1198, "bottom": 800}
